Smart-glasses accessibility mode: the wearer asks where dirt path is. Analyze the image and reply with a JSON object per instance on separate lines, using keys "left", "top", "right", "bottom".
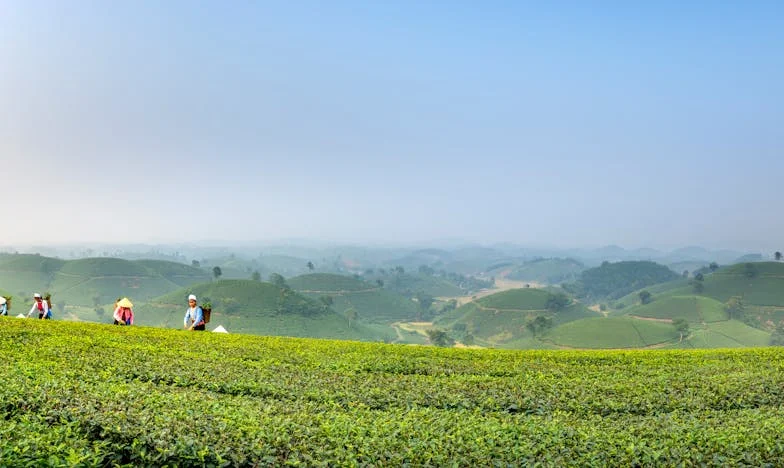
{"left": 628, "top": 315, "right": 674, "bottom": 323}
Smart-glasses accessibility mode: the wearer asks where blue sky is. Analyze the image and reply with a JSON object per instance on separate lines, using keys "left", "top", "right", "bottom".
{"left": 1, "top": 1, "right": 782, "bottom": 250}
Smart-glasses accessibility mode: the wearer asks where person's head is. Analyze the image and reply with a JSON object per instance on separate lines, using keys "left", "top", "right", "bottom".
{"left": 33, "top": 293, "right": 42, "bottom": 302}
{"left": 188, "top": 294, "right": 197, "bottom": 307}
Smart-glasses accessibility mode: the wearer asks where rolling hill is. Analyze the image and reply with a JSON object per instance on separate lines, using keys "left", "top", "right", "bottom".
{"left": 136, "top": 279, "right": 393, "bottom": 341}
{"left": 289, "top": 273, "right": 420, "bottom": 323}
{"left": 501, "top": 258, "right": 585, "bottom": 285}
{"left": 435, "top": 288, "right": 596, "bottom": 348}
{"left": 544, "top": 317, "right": 680, "bottom": 349}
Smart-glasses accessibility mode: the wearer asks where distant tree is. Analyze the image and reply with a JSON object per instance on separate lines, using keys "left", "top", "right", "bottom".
{"left": 639, "top": 290, "right": 653, "bottom": 305}
{"left": 319, "top": 295, "right": 334, "bottom": 307}
{"left": 599, "top": 303, "right": 608, "bottom": 312}
{"left": 462, "top": 333, "right": 475, "bottom": 346}
{"left": 673, "top": 318, "right": 689, "bottom": 341}
{"left": 418, "top": 265, "right": 435, "bottom": 275}
{"left": 725, "top": 296, "right": 745, "bottom": 320}
{"left": 545, "top": 292, "right": 570, "bottom": 311}
{"left": 770, "top": 323, "right": 784, "bottom": 346}
{"left": 376, "top": 279, "right": 384, "bottom": 288}
{"left": 378, "top": 268, "right": 387, "bottom": 275}
{"left": 192, "top": 260, "right": 200, "bottom": 267}
{"left": 694, "top": 273, "right": 704, "bottom": 282}
{"left": 709, "top": 262, "right": 719, "bottom": 272}
{"left": 744, "top": 263, "right": 758, "bottom": 278}
{"left": 426, "top": 329, "right": 454, "bottom": 347}
{"left": 307, "top": 261, "right": 315, "bottom": 271}
{"left": 691, "top": 280, "right": 705, "bottom": 294}
{"left": 526, "top": 316, "right": 553, "bottom": 336}
{"left": 212, "top": 266, "right": 222, "bottom": 280}
{"left": 251, "top": 271, "right": 261, "bottom": 281}
{"left": 345, "top": 308, "right": 358, "bottom": 328}
{"left": 395, "top": 266, "right": 405, "bottom": 275}
{"left": 365, "top": 268, "right": 375, "bottom": 275}
{"left": 415, "top": 292, "right": 435, "bottom": 320}
{"left": 682, "top": 270, "right": 689, "bottom": 279}
{"left": 269, "top": 273, "right": 288, "bottom": 289}
{"left": 776, "top": 252, "right": 783, "bottom": 261}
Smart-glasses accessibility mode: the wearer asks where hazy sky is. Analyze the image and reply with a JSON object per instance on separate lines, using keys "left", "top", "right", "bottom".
{"left": 2, "top": 1, "right": 782, "bottom": 250}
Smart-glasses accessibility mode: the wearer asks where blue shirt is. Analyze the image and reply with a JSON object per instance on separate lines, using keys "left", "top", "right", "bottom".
{"left": 184, "top": 306, "right": 204, "bottom": 327}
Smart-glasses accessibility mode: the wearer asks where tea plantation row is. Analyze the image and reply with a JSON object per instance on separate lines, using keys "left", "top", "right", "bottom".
{"left": 1, "top": 318, "right": 783, "bottom": 466}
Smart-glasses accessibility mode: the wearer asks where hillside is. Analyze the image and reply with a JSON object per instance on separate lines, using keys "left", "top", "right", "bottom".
{"left": 436, "top": 288, "right": 595, "bottom": 347}
{"left": 502, "top": 258, "right": 585, "bottom": 284}
{"left": 2, "top": 319, "right": 784, "bottom": 465}
{"left": 545, "top": 317, "right": 680, "bottom": 349}
{"left": 289, "top": 274, "right": 420, "bottom": 323}
{"left": 137, "top": 279, "right": 392, "bottom": 341}
{"left": 565, "top": 260, "right": 679, "bottom": 300}
{"left": 624, "top": 296, "right": 729, "bottom": 323}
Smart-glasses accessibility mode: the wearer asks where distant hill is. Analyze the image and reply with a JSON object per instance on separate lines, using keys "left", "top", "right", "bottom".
{"left": 623, "top": 296, "right": 728, "bottom": 323}
{"left": 501, "top": 258, "right": 585, "bottom": 284}
{"left": 136, "top": 279, "right": 392, "bottom": 341}
{"left": 435, "top": 288, "right": 595, "bottom": 348}
{"left": 289, "top": 273, "right": 419, "bottom": 323}
{"left": 565, "top": 261, "right": 679, "bottom": 301}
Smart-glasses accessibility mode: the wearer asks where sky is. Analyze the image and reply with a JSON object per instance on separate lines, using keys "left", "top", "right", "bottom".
{"left": 1, "top": 1, "right": 782, "bottom": 251}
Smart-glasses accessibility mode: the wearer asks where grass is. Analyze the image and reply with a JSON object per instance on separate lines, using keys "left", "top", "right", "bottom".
{"left": 288, "top": 273, "right": 375, "bottom": 292}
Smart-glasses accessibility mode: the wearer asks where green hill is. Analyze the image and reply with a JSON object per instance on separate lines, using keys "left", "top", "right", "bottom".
{"left": 545, "top": 317, "right": 680, "bottom": 349}
{"left": 137, "top": 279, "right": 392, "bottom": 341}
{"left": 288, "top": 273, "right": 420, "bottom": 323}
{"left": 287, "top": 273, "right": 375, "bottom": 292}
{"left": 436, "top": 289, "right": 595, "bottom": 348}
{"left": 503, "top": 258, "right": 585, "bottom": 284}
{"left": 682, "top": 320, "right": 771, "bottom": 348}
{"left": 133, "top": 260, "right": 211, "bottom": 286}
{"left": 624, "top": 296, "right": 728, "bottom": 323}
{"left": 565, "top": 261, "right": 679, "bottom": 301}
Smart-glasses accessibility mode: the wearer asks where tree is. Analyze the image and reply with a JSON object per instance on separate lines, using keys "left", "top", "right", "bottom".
{"left": 345, "top": 308, "right": 357, "bottom": 328}
{"left": 251, "top": 271, "right": 261, "bottom": 281}
{"left": 415, "top": 292, "right": 435, "bottom": 320}
{"left": 691, "top": 279, "right": 705, "bottom": 294}
{"left": 376, "top": 279, "right": 384, "bottom": 288}
{"left": 673, "top": 318, "right": 689, "bottom": 341}
{"left": 744, "top": 263, "right": 758, "bottom": 278}
{"left": 776, "top": 252, "right": 782, "bottom": 261}
{"left": 709, "top": 262, "right": 719, "bottom": 272}
{"left": 395, "top": 266, "right": 405, "bottom": 275}
{"left": 192, "top": 260, "right": 200, "bottom": 267}
{"left": 462, "top": 333, "right": 475, "bottom": 346}
{"left": 638, "top": 290, "right": 653, "bottom": 305}
{"left": 770, "top": 323, "right": 784, "bottom": 346}
{"left": 307, "top": 261, "right": 315, "bottom": 271}
{"left": 726, "top": 296, "right": 745, "bottom": 320}
{"left": 545, "top": 292, "right": 570, "bottom": 311}
{"left": 212, "top": 266, "right": 222, "bottom": 280}
{"left": 418, "top": 265, "right": 435, "bottom": 275}
{"left": 426, "top": 329, "right": 454, "bottom": 347}
{"left": 526, "top": 315, "right": 553, "bottom": 336}
{"left": 682, "top": 270, "right": 689, "bottom": 278}
{"left": 269, "top": 273, "right": 288, "bottom": 289}
{"left": 694, "top": 273, "right": 704, "bottom": 282}
{"left": 319, "top": 295, "right": 334, "bottom": 307}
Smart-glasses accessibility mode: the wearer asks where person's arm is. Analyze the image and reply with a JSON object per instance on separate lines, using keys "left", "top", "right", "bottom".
{"left": 113, "top": 307, "right": 121, "bottom": 322}
{"left": 184, "top": 309, "right": 190, "bottom": 328}
{"left": 27, "top": 303, "right": 37, "bottom": 317}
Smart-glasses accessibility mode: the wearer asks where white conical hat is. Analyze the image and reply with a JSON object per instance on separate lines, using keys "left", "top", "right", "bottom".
{"left": 0, "top": 297, "right": 6, "bottom": 305}
{"left": 212, "top": 325, "right": 228, "bottom": 333}
{"left": 16, "top": 314, "right": 26, "bottom": 319}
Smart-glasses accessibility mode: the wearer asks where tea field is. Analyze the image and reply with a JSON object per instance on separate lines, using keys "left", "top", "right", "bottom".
{"left": 1, "top": 318, "right": 784, "bottom": 466}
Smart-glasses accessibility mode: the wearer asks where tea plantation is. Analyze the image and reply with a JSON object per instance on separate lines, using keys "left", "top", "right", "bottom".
{"left": 1, "top": 318, "right": 784, "bottom": 466}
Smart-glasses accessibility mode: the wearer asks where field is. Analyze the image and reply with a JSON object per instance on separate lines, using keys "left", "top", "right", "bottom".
{"left": 545, "top": 317, "right": 680, "bottom": 349}
{"left": 2, "top": 319, "right": 784, "bottom": 465}
{"left": 624, "top": 296, "right": 729, "bottom": 323}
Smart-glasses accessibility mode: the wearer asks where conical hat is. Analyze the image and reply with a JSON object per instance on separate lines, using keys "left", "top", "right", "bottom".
{"left": 118, "top": 298, "right": 133, "bottom": 308}
{"left": 0, "top": 297, "right": 6, "bottom": 305}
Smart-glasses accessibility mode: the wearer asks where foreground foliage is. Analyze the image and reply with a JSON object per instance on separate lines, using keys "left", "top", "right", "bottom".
{"left": 1, "top": 319, "right": 784, "bottom": 466}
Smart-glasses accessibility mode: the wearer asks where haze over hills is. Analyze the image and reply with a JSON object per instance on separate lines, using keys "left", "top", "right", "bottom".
{"left": 1, "top": 243, "right": 783, "bottom": 349}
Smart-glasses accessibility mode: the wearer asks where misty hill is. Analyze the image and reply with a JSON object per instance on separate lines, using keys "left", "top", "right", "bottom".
{"left": 289, "top": 273, "right": 419, "bottom": 323}
{"left": 0, "top": 254, "right": 210, "bottom": 308}
{"left": 496, "top": 258, "right": 585, "bottom": 285}
{"left": 564, "top": 261, "right": 679, "bottom": 301}
{"left": 435, "top": 288, "right": 595, "bottom": 348}
{"left": 136, "top": 279, "right": 391, "bottom": 341}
